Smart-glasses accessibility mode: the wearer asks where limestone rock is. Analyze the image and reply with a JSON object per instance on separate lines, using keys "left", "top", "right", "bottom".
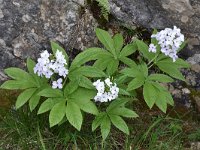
{"left": 109, "top": 0, "right": 200, "bottom": 55}
{"left": 0, "top": 0, "right": 98, "bottom": 83}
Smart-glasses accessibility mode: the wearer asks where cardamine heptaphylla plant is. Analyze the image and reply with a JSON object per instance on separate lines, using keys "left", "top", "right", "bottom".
{"left": 0, "top": 26, "right": 190, "bottom": 140}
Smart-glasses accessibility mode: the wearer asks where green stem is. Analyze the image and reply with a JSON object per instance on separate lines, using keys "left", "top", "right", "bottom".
{"left": 147, "top": 53, "right": 159, "bottom": 66}
{"left": 62, "top": 77, "right": 68, "bottom": 87}
{"left": 148, "top": 63, "right": 154, "bottom": 69}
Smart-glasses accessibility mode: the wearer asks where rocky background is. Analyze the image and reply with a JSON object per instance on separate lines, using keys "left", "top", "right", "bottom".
{"left": 0, "top": 0, "right": 98, "bottom": 81}
{"left": 0, "top": 0, "right": 200, "bottom": 114}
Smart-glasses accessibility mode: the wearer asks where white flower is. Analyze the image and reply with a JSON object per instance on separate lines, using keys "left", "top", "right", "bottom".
{"left": 105, "top": 78, "right": 112, "bottom": 87}
{"left": 148, "top": 44, "right": 157, "bottom": 53}
{"left": 58, "top": 68, "right": 68, "bottom": 78}
{"left": 93, "top": 78, "right": 119, "bottom": 103}
{"left": 151, "top": 26, "right": 184, "bottom": 62}
{"left": 34, "top": 50, "right": 69, "bottom": 79}
{"left": 55, "top": 50, "right": 67, "bottom": 64}
{"left": 52, "top": 78, "right": 63, "bottom": 89}
{"left": 41, "top": 50, "right": 51, "bottom": 58}
{"left": 34, "top": 50, "right": 53, "bottom": 78}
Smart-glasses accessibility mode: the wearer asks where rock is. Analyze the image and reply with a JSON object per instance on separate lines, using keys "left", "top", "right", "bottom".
{"left": 0, "top": 0, "right": 98, "bottom": 83}
{"left": 0, "top": 9, "right": 4, "bottom": 18}
{"left": 186, "top": 54, "right": 200, "bottom": 88}
{"left": 194, "top": 96, "right": 200, "bottom": 112}
{"left": 182, "top": 88, "right": 191, "bottom": 94}
{"left": 22, "top": 14, "right": 32, "bottom": 23}
{"left": 187, "top": 54, "right": 200, "bottom": 65}
{"left": 109, "top": 0, "right": 200, "bottom": 55}
{"left": 191, "top": 64, "right": 200, "bottom": 73}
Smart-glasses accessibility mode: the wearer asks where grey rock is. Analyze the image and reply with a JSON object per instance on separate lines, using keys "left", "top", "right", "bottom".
{"left": 0, "top": 0, "right": 98, "bottom": 83}
{"left": 186, "top": 54, "right": 200, "bottom": 84}
{"left": 191, "top": 64, "right": 200, "bottom": 73}
{"left": 22, "top": 14, "right": 31, "bottom": 23}
{"left": 185, "top": 71, "right": 197, "bottom": 86}
{"left": 109, "top": 0, "right": 200, "bottom": 54}
{"left": 0, "top": 71, "right": 8, "bottom": 81}
{"left": 187, "top": 54, "right": 200, "bottom": 65}
{"left": 0, "top": 9, "right": 4, "bottom": 18}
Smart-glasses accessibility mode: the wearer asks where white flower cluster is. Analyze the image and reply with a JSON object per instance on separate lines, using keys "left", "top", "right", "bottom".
{"left": 34, "top": 50, "right": 68, "bottom": 89}
{"left": 34, "top": 50, "right": 53, "bottom": 78}
{"left": 49, "top": 51, "right": 68, "bottom": 78}
{"left": 150, "top": 26, "right": 184, "bottom": 62}
{"left": 149, "top": 43, "right": 157, "bottom": 53}
{"left": 52, "top": 78, "right": 63, "bottom": 89}
{"left": 93, "top": 78, "right": 119, "bottom": 102}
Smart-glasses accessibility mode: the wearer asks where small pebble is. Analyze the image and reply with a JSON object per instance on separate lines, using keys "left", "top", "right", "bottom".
{"left": 182, "top": 88, "right": 191, "bottom": 94}
{"left": 22, "top": 14, "right": 31, "bottom": 23}
{"left": 12, "top": 1, "right": 20, "bottom": 7}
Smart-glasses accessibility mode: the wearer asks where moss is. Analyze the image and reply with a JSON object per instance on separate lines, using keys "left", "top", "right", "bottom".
{"left": 0, "top": 89, "right": 20, "bottom": 109}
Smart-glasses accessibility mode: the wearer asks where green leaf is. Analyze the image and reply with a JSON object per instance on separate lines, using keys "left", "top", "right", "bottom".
{"left": 143, "top": 82, "right": 158, "bottom": 108}
{"left": 127, "top": 77, "right": 144, "bottom": 91}
{"left": 151, "top": 29, "right": 158, "bottom": 45}
{"left": 96, "top": 0, "right": 110, "bottom": 20}
{"left": 1, "top": 80, "right": 36, "bottom": 90}
{"left": 164, "top": 91, "right": 174, "bottom": 106}
{"left": 4, "top": 68, "right": 30, "bottom": 80}
{"left": 38, "top": 98, "right": 60, "bottom": 114}
{"left": 156, "top": 92, "right": 167, "bottom": 113}
{"left": 120, "top": 67, "right": 142, "bottom": 78}
{"left": 119, "top": 43, "right": 137, "bottom": 58}
{"left": 70, "top": 66, "right": 106, "bottom": 78}
{"left": 70, "top": 47, "right": 110, "bottom": 71}
{"left": 16, "top": 88, "right": 37, "bottom": 109}
{"left": 107, "top": 99, "right": 129, "bottom": 112}
{"left": 174, "top": 58, "right": 190, "bottom": 68}
{"left": 29, "top": 94, "right": 40, "bottom": 112}
{"left": 68, "top": 88, "right": 97, "bottom": 115}
{"left": 119, "top": 88, "right": 131, "bottom": 96}
{"left": 66, "top": 101, "right": 83, "bottom": 131}
{"left": 148, "top": 74, "right": 174, "bottom": 83}
{"left": 138, "top": 62, "right": 148, "bottom": 78}
{"left": 116, "top": 75, "right": 129, "bottom": 85}
{"left": 109, "top": 107, "right": 138, "bottom": 118}
{"left": 49, "top": 100, "right": 66, "bottom": 127}
{"left": 78, "top": 76, "right": 94, "bottom": 89}
{"left": 157, "top": 58, "right": 190, "bottom": 68}
{"left": 157, "top": 63, "right": 185, "bottom": 81}
{"left": 79, "top": 101, "right": 99, "bottom": 115}
{"left": 100, "top": 115, "right": 111, "bottom": 141}
{"left": 113, "top": 33, "right": 123, "bottom": 55}
{"left": 64, "top": 80, "right": 79, "bottom": 96}
{"left": 38, "top": 87, "right": 63, "bottom": 98}
{"left": 152, "top": 82, "right": 168, "bottom": 92}
{"left": 109, "top": 114, "right": 129, "bottom": 135}
{"left": 119, "top": 57, "right": 137, "bottom": 68}
{"left": 136, "top": 39, "right": 154, "bottom": 61}
{"left": 95, "top": 28, "right": 116, "bottom": 57}
{"left": 156, "top": 54, "right": 168, "bottom": 62}
{"left": 92, "top": 112, "right": 106, "bottom": 131}
{"left": 69, "top": 88, "right": 96, "bottom": 101}
{"left": 27, "top": 58, "right": 36, "bottom": 74}
{"left": 51, "top": 41, "right": 69, "bottom": 65}
{"left": 93, "top": 55, "right": 113, "bottom": 70}
{"left": 106, "top": 59, "right": 119, "bottom": 75}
